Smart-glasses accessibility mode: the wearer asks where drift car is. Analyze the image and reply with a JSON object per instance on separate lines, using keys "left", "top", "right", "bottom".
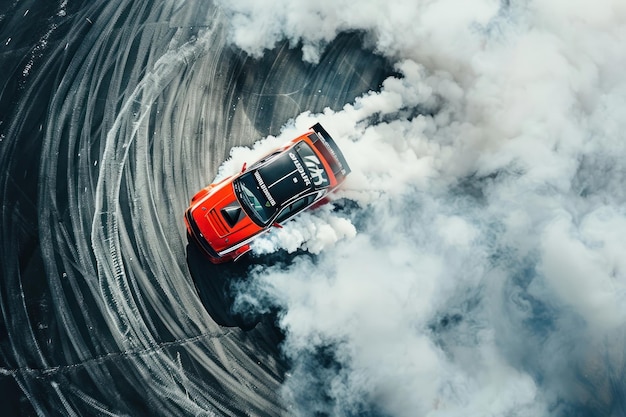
{"left": 184, "top": 123, "right": 351, "bottom": 263}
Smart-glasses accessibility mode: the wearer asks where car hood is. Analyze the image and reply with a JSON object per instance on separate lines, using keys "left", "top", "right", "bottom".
{"left": 191, "top": 185, "right": 261, "bottom": 254}
{"left": 209, "top": 194, "right": 251, "bottom": 233}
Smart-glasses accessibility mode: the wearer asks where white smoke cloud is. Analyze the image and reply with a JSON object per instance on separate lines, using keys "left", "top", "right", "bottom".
{"left": 217, "top": 0, "right": 499, "bottom": 64}
{"left": 539, "top": 208, "right": 626, "bottom": 330}
{"left": 217, "top": 0, "right": 626, "bottom": 415}
{"left": 251, "top": 205, "right": 357, "bottom": 255}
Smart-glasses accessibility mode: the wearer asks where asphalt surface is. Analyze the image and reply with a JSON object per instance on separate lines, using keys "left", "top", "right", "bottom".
{"left": 0, "top": 1, "right": 391, "bottom": 415}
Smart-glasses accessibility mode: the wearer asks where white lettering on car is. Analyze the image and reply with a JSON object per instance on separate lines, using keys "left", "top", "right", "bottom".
{"left": 289, "top": 152, "right": 312, "bottom": 187}
{"left": 254, "top": 170, "right": 276, "bottom": 206}
{"left": 304, "top": 155, "right": 328, "bottom": 186}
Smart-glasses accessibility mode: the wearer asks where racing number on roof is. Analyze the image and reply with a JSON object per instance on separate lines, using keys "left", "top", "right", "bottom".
{"left": 303, "top": 155, "right": 328, "bottom": 186}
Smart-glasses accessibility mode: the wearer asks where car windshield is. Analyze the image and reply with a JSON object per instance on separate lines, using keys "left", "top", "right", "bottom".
{"left": 235, "top": 171, "right": 278, "bottom": 225}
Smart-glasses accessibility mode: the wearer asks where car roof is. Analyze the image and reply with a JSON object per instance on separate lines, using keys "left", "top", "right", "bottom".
{"left": 255, "top": 148, "right": 315, "bottom": 206}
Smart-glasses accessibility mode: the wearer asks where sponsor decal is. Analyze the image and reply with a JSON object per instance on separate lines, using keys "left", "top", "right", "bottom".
{"left": 254, "top": 170, "right": 276, "bottom": 206}
{"left": 303, "top": 155, "right": 328, "bottom": 186}
{"left": 289, "top": 152, "right": 312, "bottom": 187}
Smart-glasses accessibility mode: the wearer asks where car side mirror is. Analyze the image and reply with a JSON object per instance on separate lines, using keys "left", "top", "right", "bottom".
{"left": 241, "top": 162, "right": 247, "bottom": 173}
{"left": 272, "top": 222, "right": 283, "bottom": 229}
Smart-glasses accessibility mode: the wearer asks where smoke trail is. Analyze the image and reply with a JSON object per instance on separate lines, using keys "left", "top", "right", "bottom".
{"left": 219, "top": 0, "right": 626, "bottom": 415}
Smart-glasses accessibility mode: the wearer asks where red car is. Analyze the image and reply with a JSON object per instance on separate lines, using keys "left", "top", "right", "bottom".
{"left": 185, "top": 123, "right": 351, "bottom": 263}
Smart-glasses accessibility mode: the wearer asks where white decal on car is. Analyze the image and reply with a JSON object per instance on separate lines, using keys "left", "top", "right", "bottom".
{"left": 254, "top": 171, "right": 276, "bottom": 206}
{"left": 289, "top": 152, "right": 312, "bottom": 187}
{"left": 304, "top": 155, "right": 328, "bottom": 186}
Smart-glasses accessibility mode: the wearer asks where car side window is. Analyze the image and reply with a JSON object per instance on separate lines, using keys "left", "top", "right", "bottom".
{"left": 275, "top": 194, "right": 316, "bottom": 224}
